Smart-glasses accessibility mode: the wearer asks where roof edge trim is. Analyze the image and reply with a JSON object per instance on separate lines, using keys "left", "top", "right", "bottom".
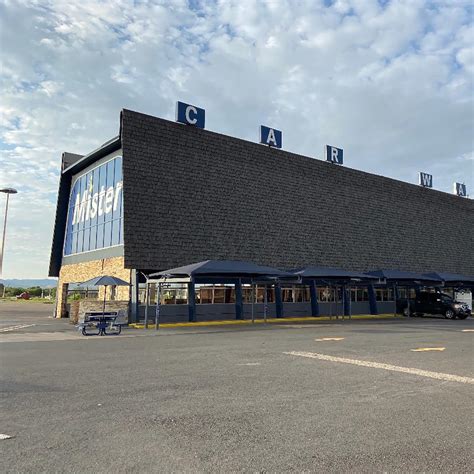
{"left": 62, "top": 135, "right": 121, "bottom": 176}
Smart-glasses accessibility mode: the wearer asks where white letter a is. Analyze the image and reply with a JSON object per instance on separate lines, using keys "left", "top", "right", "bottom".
{"left": 266, "top": 128, "right": 277, "bottom": 146}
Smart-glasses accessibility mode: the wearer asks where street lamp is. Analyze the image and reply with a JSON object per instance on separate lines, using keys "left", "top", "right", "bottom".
{"left": 0, "top": 188, "right": 18, "bottom": 277}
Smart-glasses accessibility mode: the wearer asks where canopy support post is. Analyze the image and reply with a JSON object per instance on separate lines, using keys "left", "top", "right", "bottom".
{"left": 155, "top": 281, "right": 161, "bottom": 330}
{"left": 263, "top": 284, "right": 268, "bottom": 324}
{"left": 235, "top": 279, "right": 243, "bottom": 320}
{"left": 275, "top": 283, "right": 283, "bottom": 318}
{"left": 144, "top": 282, "right": 149, "bottom": 329}
{"left": 130, "top": 269, "right": 139, "bottom": 323}
{"left": 329, "top": 286, "right": 333, "bottom": 320}
{"left": 346, "top": 285, "right": 352, "bottom": 319}
{"left": 368, "top": 284, "right": 378, "bottom": 315}
{"left": 310, "top": 280, "right": 319, "bottom": 317}
{"left": 349, "top": 286, "right": 352, "bottom": 319}
{"left": 188, "top": 280, "right": 196, "bottom": 322}
{"left": 251, "top": 281, "right": 255, "bottom": 324}
{"left": 343, "top": 285, "right": 350, "bottom": 318}
{"left": 406, "top": 286, "right": 411, "bottom": 317}
{"left": 393, "top": 283, "right": 398, "bottom": 317}
{"left": 102, "top": 285, "right": 107, "bottom": 317}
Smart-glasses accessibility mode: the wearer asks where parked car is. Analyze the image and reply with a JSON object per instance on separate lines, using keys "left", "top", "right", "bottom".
{"left": 16, "top": 292, "right": 30, "bottom": 300}
{"left": 397, "top": 292, "right": 471, "bottom": 319}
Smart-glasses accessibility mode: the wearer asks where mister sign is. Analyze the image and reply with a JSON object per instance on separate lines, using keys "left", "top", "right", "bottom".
{"left": 64, "top": 156, "right": 123, "bottom": 255}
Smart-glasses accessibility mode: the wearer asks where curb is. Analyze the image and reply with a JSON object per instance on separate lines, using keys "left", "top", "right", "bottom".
{"left": 129, "top": 314, "right": 400, "bottom": 329}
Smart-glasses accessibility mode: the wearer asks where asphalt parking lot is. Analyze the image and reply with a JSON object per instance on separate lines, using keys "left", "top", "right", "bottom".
{"left": 1, "top": 302, "right": 473, "bottom": 473}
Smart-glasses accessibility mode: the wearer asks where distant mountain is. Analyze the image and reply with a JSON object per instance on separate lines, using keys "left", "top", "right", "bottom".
{"left": 0, "top": 279, "right": 58, "bottom": 288}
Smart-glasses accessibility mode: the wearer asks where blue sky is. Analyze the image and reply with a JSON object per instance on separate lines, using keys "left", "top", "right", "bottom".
{"left": 0, "top": 0, "right": 473, "bottom": 278}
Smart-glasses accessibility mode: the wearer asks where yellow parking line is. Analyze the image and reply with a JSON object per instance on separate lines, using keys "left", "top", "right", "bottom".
{"left": 411, "top": 347, "right": 445, "bottom": 352}
{"left": 461, "top": 329, "right": 474, "bottom": 332}
{"left": 129, "top": 314, "right": 397, "bottom": 329}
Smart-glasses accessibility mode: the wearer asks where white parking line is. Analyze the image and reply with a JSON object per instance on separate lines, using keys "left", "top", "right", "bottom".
{"left": 284, "top": 351, "right": 474, "bottom": 385}
{"left": 411, "top": 347, "right": 445, "bottom": 352}
{"left": 315, "top": 337, "right": 345, "bottom": 341}
{"left": 0, "top": 331, "right": 150, "bottom": 343}
{"left": 0, "top": 332, "right": 82, "bottom": 343}
{"left": 0, "top": 324, "right": 35, "bottom": 332}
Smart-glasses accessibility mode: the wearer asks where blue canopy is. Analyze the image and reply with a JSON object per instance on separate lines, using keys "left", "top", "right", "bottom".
{"left": 423, "top": 272, "right": 474, "bottom": 286}
{"left": 366, "top": 270, "right": 442, "bottom": 284}
{"left": 295, "top": 266, "right": 375, "bottom": 282}
{"left": 149, "top": 260, "right": 295, "bottom": 280}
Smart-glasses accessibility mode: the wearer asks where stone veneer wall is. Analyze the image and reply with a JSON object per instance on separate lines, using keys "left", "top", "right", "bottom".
{"left": 69, "top": 300, "right": 80, "bottom": 324}
{"left": 55, "top": 256, "right": 130, "bottom": 318}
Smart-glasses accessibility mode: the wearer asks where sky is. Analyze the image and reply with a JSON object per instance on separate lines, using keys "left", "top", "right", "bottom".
{"left": 0, "top": 0, "right": 473, "bottom": 279}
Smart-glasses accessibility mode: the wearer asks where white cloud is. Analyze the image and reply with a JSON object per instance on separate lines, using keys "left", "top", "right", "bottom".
{"left": 0, "top": 0, "right": 472, "bottom": 278}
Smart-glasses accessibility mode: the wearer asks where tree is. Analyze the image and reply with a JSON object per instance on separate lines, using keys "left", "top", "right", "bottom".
{"left": 27, "top": 287, "right": 43, "bottom": 297}
{"left": 5, "top": 287, "right": 26, "bottom": 297}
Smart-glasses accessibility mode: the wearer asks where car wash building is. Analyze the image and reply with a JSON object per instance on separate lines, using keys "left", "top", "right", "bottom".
{"left": 49, "top": 105, "right": 474, "bottom": 322}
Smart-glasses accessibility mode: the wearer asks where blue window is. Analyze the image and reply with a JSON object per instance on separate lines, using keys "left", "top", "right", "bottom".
{"left": 89, "top": 225, "right": 97, "bottom": 251}
{"left": 97, "top": 165, "right": 106, "bottom": 224}
{"left": 112, "top": 157, "right": 122, "bottom": 220}
{"left": 106, "top": 160, "right": 115, "bottom": 187}
{"left": 83, "top": 227, "right": 90, "bottom": 252}
{"left": 89, "top": 167, "right": 100, "bottom": 228}
{"left": 71, "top": 231, "right": 77, "bottom": 255}
{"left": 76, "top": 230, "right": 84, "bottom": 253}
{"left": 103, "top": 221, "right": 112, "bottom": 248}
{"left": 77, "top": 176, "right": 87, "bottom": 231}
{"left": 96, "top": 223, "right": 104, "bottom": 249}
{"left": 111, "top": 219, "right": 120, "bottom": 246}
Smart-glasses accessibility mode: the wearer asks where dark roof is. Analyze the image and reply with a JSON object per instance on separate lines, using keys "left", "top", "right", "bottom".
{"left": 296, "top": 266, "right": 374, "bottom": 281}
{"left": 366, "top": 270, "right": 442, "bottom": 283}
{"left": 150, "top": 260, "right": 294, "bottom": 279}
{"left": 61, "top": 152, "right": 83, "bottom": 171}
{"left": 62, "top": 136, "right": 120, "bottom": 175}
{"left": 423, "top": 272, "right": 474, "bottom": 285}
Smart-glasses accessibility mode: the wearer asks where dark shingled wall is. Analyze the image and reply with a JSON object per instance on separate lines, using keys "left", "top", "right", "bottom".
{"left": 121, "top": 109, "right": 474, "bottom": 274}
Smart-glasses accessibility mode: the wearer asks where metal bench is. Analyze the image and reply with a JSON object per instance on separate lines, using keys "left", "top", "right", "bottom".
{"left": 78, "top": 310, "right": 127, "bottom": 336}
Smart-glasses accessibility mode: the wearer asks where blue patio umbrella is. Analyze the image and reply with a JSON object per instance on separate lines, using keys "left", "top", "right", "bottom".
{"left": 79, "top": 276, "right": 130, "bottom": 287}
{"left": 78, "top": 276, "right": 130, "bottom": 317}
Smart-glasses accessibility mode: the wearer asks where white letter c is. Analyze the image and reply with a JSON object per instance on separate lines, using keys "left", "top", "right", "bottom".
{"left": 185, "top": 106, "right": 198, "bottom": 124}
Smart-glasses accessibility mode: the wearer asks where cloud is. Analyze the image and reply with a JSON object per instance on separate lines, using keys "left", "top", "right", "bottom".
{"left": 0, "top": 0, "right": 472, "bottom": 278}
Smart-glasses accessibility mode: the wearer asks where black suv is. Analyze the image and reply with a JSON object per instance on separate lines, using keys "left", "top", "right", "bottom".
{"left": 397, "top": 292, "right": 471, "bottom": 319}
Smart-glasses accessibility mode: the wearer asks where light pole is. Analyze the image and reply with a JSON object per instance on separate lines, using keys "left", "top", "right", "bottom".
{"left": 0, "top": 188, "right": 18, "bottom": 278}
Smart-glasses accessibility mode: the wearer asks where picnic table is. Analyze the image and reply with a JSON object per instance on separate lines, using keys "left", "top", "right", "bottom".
{"left": 79, "top": 311, "right": 127, "bottom": 336}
